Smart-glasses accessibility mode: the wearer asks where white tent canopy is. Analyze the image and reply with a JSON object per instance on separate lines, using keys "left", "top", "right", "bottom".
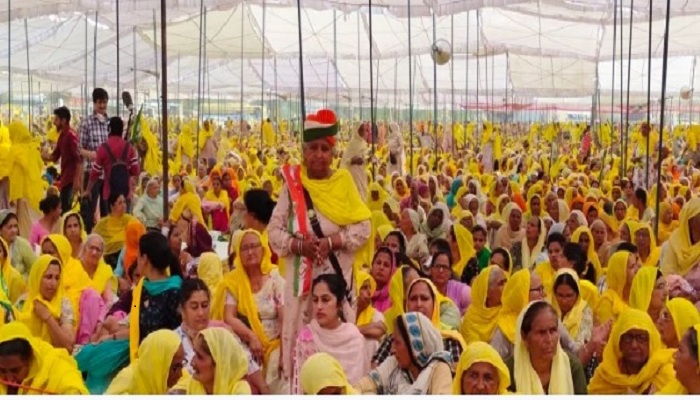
{"left": 0, "top": 0, "right": 699, "bottom": 111}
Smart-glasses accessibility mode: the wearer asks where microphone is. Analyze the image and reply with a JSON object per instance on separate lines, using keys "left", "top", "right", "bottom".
{"left": 122, "top": 91, "right": 134, "bottom": 111}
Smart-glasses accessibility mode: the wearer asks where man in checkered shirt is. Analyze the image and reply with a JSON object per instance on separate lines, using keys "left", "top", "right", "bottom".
{"left": 78, "top": 88, "right": 110, "bottom": 232}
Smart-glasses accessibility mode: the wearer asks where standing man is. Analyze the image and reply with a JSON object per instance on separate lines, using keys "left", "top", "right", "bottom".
{"left": 79, "top": 88, "right": 110, "bottom": 232}
{"left": 84, "top": 117, "right": 140, "bottom": 210}
{"left": 42, "top": 106, "right": 82, "bottom": 213}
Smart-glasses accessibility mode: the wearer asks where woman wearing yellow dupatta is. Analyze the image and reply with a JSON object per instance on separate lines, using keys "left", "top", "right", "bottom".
{"left": 356, "top": 270, "right": 386, "bottom": 361}
{"left": 510, "top": 216, "right": 546, "bottom": 271}
{"left": 633, "top": 222, "right": 662, "bottom": 268}
{"left": 657, "top": 297, "right": 700, "bottom": 349}
{"left": 452, "top": 341, "right": 510, "bottom": 394}
{"left": 658, "top": 324, "right": 700, "bottom": 394}
{"left": 40, "top": 235, "right": 91, "bottom": 317}
{"left": 571, "top": 226, "right": 603, "bottom": 282}
{"left": 15, "top": 255, "right": 75, "bottom": 352}
{"left": 392, "top": 177, "right": 410, "bottom": 202}
{"left": 459, "top": 266, "right": 506, "bottom": 344}
{"left": 0, "top": 322, "right": 88, "bottom": 394}
{"left": 449, "top": 223, "right": 475, "bottom": 277}
{"left": 588, "top": 308, "right": 675, "bottom": 394}
{"left": 552, "top": 269, "right": 592, "bottom": 346}
{"left": 367, "top": 182, "right": 390, "bottom": 212}
{"left": 657, "top": 201, "right": 679, "bottom": 245}
{"left": 493, "top": 202, "right": 525, "bottom": 251}
{"left": 0, "top": 237, "right": 24, "bottom": 304}
{"left": 662, "top": 197, "right": 700, "bottom": 280}
{"left": 300, "top": 352, "right": 358, "bottom": 394}
{"left": 202, "top": 169, "right": 231, "bottom": 232}
{"left": 93, "top": 193, "right": 136, "bottom": 267}
{"left": 105, "top": 329, "right": 185, "bottom": 394}
{"left": 187, "top": 327, "right": 251, "bottom": 394}
{"left": 170, "top": 179, "right": 205, "bottom": 225}
{"left": 211, "top": 229, "right": 285, "bottom": 391}
{"left": 61, "top": 212, "right": 86, "bottom": 259}
{"left": 79, "top": 234, "right": 117, "bottom": 302}
{"left": 505, "top": 301, "right": 587, "bottom": 394}
{"left": 595, "top": 250, "right": 639, "bottom": 324}
{"left": 629, "top": 266, "right": 668, "bottom": 323}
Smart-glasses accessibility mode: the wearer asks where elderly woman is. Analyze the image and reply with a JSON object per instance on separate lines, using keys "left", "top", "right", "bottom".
{"left": 430, "top": 250, "right": 471, "bottom": 315}
{"left": 105, "top": 330, "right": 185, "bottom": 394}
{"left": 15, "top": 255, "right": 76, "bottom": 353}
{"left": 459, "top": 265, "right": 507, "bottom": 344}
{"left": 211, "top": 229, "right": 285, "bottom": 393}
{"left": 595, "top": 250, "right": 641, "bottom": 324}
{"left": 93, "top": 193, "right": 136, "bottom": 268}
{"left": 505, "top": 301, "right": 588, "bottom": 394}
{"left": 268, "top": 110, "right": 371, "bottom": 379}
{"left": 355, "top": 312, "right": 453, "bottom": 394}
{"left": 0, "top": 322, "right": 88, "bottom": 394}
{"left": 588, "top": 308, "right": 675, "bottom": 394}
{"left": 421, "top": 203, "right": 451, "bottom": 241}
{"left": 662, "top": 197, "right": 700, "bottom": 289}
{"left": 452, "top": 341, "right": 511, "bottom": 394}
{"left": 132, "top": 178, "right": 163, "bottom": 230}
{"left": 658, "top": 325, "right": 700, "bottom": 394}
{"left": 79, "top": 234, "right": 116, "bottom": 310}
{"left": 493, "top": 203, "right": 525, "bottom": 250}
{"left": 656, "top": 297, "right": 700, "bottom": 350}
{"left": 0, "top": 210, "right": 36, "bottom": 279}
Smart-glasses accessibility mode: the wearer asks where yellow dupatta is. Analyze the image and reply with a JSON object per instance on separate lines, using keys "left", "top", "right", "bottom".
{"left": 356, "top": 270, "right": 377, "bottom": 327}
{"left": 595, "top": 251, "right": 631, "bottom": 324}
{"left": 571, "top": 226, "right": 603, "bottom": 279}
{"left": 667, "top": 197, "right": 700, "bottom": 275}
{"left": 588, "top": 308, "right": 675, "bottom": 394}
{"left": 383, "top": 266, "right": 408, "bottom": 334}
{"left": 459, "top": 266, "right": 502, "bottom": 344}
{"left": 367, "top": 182, "right": 390, "bottom": 212}
{"left": 170, "top": 179, "right": 205, "bottom": 224}
{"left": 0, "top": 322, "right": 88, "bottom": 394}
{"left": 43, "top": 235, "right": 91, "bottom": 322}
{"left": 452, "top": 341, "right": 510, "bottom": 394}
{"left": 300, "top": 167, "right": 371, "bottom": 226}
{"left": 107, "top": 329, "right": 182, "bottom": 394}
{"left": 203, "top": 187, "right": 231, "bottom": 215}
{"left": 407, "top": 278, "right": 466, "bottom": 348}
{"left": 17, "top": 255, "right": 64, "bottom": 342}
{"left": 300, "top": 353, "right": 358, "bottom": 394}
{"left": 452, "top": 223, "right": 476, "bottom": 277}
{"left": 629, "top": 266, "right": 664, "bottom": 314}
{"left": 211, "top": 230, "right": 279, "bottom": 367}
{"left": 0, "top": 237, "right": 25, "bottom": 303}
{"left": 186, "top": 328, "right": 251, "bottom": 394}
{"left": 552, "top": 268, "right": 588, "bottom": 339}
{"left": 514, "top": 301, "right": 575, "bottom": 394}
{"left": 519, "top": 218, "right": 546, "bottom": 271}
{"left": 657, "top": 323, "right": 700, "bottom": 394}
{"left": 497, "top": 269, "right": 531, "bottom": 344}
{"left": 666, "top": 298, "right": 700, "bottom": 348}
{"left": 633, "top": 222, "right": 661, "bottom": 267}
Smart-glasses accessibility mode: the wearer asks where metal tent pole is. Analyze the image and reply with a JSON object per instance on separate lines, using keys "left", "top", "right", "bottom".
{"left": 623, "top": 0, "right": 635, "bottom": 177}
{"left": 260, "top": 0, "right": 266, "bottom": 151}
{"left": 408, "top": 0, "right": 414, "bottom": 175}
{"left": 160, "top": 0, "right": 170, "bottom": 221}
{"left": 645, "top": 0, "right": 653, "bottom": 188}
{"left": 369, "top": 0, "right": 376, "bottom": 177}
{"left": 432, "top": 10, "right": 438, "bottom": 171}
{"left": 116, "top": 0, "right": 121, "bottom": 112}
{"left": 25, "top": 19, "right": 32, "bottom": 127}
{"left": 152, "top": 10, "right": 161, "bottom": 135}
{"left": 655, "top": 0, "right": 671, "bottom": 236}
{"left": 609, "top": 0, "right": 618, "bottom": 161}
{"left": 296, "top": 0, "right": 306, "bottom": 120}
{"left": 7, "top": 0, "right": 11, "bottom": 118}
{"left": 196, "top": 0, "right": 204, "bottom": 165}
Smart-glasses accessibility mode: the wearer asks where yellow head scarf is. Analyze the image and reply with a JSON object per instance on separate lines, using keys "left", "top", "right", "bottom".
{"left": 211, "top": 230, "right": 279, "bottom": 365}
{"left": 301, "top": 167, "right": 371, "bottom": 226}
{"left": 665, "top": 297, "right": 700, "bottom": 347}
{"left": 0, "top": 236, "right": 25, "bottom": 304}
{"left": 407, "top": 278, "right": 466, "bottom": 347}
{"left": 629, "top": 266, "right": 664, "bottom": 314}
{"left": 452, "top": 223, "right": 476, "bottom": 277}
{"left": 632, "top": 222, "right": 661, "bottom": 268}
{"left": 42, "top": 234, "right": 91, "bottom": 317}
{"left": 595, "top": 251, "right": 632, "bottom": 324}
{"left": 170, "top": 179, "right": 205, "bottom": 224}
{"left": 497, "top": 269, "right": 532, "bottom": 344}
{"left": 459, "top": 266, "right": 502, "bottom": 344}
{"left": 367, "top": 182, "right": 390, "bottom": 212}
{"left": 300, "top": 352, "right": 358, "bottom": 394}
{"left": 383, "top": 266, "right": 409, "bottom": 334}
{"left": 0, "top": 322, "right": 88, "bottom": 394}
{"left": 668, "top": 197, "right": 700, "bottom": 275}
{"left": 356, "top": 270, "right": 378, "bottom": 327}
{"left": 657, "top": 201, "right": 678, "bottom": 244}
{"left": 452, "top": 341, "right": 510, "bottom": 394}
{"left": 551, "top": 268, "right": 588, "bottom": 339}
{"left": 106, "top": 329, "right": 182, "bottom": 394}
{"left": 186, "top": 327, "right": 251, "bottom": 394}
{"left": 657, "top": 322, "right": 700, "bottom": 394}
{"left": 17, "top": 255, "right": 65, "bottom": 342}
{"left": 570, "top": 226, "right": 603, "bottom": 280}
{"left": 588, "top": 308, "right": 676, "bottom": 394}
{"left": 197, "top": 252, "right": 223, "bottom": 293}
{"left": 514, "top": 301, "right": 575, "bottom": 394}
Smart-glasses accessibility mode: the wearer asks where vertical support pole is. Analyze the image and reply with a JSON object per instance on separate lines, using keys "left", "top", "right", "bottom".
{"left": 160, "top": 0, "right": 170, "bottom": 221}
{"left": 116, "top": 0, "right": 121, "bottom": 112}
